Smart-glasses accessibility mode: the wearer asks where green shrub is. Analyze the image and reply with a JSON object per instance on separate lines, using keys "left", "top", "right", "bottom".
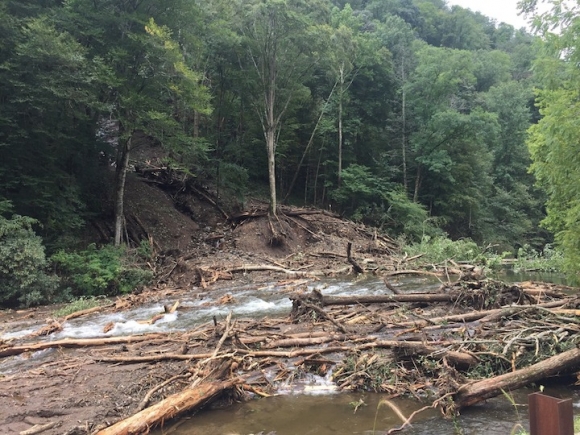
{"left": 53, "top": 296, "right": 103, "bottom": 317}
{"left": 0, "top": 215, "right": 59, "bottom": 307}
{"left": 402, "top": 235, "right": 507, "bottom": 266}
{"left": 52, "top": 244, "right": 152, "bottom": 297}
{"left": 514, "top": 243, "right": 565, "bottom": 273}
{"left": 331, "top": 165, "right": 437, "bottom": 240}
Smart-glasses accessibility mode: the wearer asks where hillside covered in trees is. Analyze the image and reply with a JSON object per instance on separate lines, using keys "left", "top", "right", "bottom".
{"left": 1, "top": 0, "right": 578, "bottom": 305}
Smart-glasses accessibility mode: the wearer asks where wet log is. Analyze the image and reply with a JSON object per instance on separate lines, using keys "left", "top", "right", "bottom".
{"left": 301, "top": 288, "right": 571, "bottom": 308}
{"left": 454, "top": 347, "right": 580, "bottom": 409}
{"left": 262, "top": 334, "right": 349, "bottom": 348}
{"left": 384, "top": 269, "right": 444, "bottom": 279}
{"left": 0, "top": 334, "right": 165, "bottom": 358}
{"left": 96, "top": 379, "right": 237, "bottom": 435}
{"left": 389, "top": 299, "right": 569, "bottom": 330}
{"left": 321, "top": 293, "right": 455, "bottom": 306}
{"left": 227, "top": 264, "right": 312, "bottom": 276}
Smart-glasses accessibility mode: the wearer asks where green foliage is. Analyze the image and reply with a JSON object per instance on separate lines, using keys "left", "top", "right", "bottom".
{"left": 53, "top": 296, "right": 103, "bottom": 317}
{"left": 0, "top": 215, "right": 59, "bottom": 307}
{"left": 514, "top": 244, "right": 564, "bottom": 273}
{"left": 0, "top": 0, "right": 549, "bottom": 299}
{"left": 331, "top": 164, "right": 433, "bottom": 239}
{"left": 519, "top": 0, "right": 580, "bottom": 276}
{"left": 52, "top": 244, "right": 152, "bottom": 297}
{"left": 402, "top": 235, "right": 502, "bottom": 265}
{"left": 217, "top": 161, "right": 249, "bottom": 200}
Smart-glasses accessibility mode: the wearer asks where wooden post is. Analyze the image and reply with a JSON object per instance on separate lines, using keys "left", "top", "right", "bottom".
{"left": 529, "top": 392, "right": 573, "bottom": 435}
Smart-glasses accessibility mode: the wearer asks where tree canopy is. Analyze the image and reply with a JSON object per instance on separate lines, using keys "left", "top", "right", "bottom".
{"left": 3, "top": 0, "right": 573, "bottom": 280}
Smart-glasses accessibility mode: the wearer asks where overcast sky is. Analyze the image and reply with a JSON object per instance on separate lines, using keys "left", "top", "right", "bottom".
{"left": 446, "top": 0, "right": 530, "bottom": 29}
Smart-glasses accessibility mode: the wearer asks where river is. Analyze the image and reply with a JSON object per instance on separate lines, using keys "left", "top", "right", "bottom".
{"left": 1, "top": 271, "right": 576, "bottom": 434}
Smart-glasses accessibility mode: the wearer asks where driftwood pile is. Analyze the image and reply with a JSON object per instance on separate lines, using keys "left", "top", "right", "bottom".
{"left": 1, "top": 277, "right": 579, "bottom": 434}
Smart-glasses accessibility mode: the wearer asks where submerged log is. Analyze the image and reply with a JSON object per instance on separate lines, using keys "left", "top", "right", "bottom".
{"left": 454, "top": 347, "right": 580, "bottom": 409}
{"left": 96, "top": 379, "right": 238, "bottom": 435}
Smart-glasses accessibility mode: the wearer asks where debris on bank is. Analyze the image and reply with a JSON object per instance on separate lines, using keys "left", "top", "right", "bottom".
{"left": 1, "top": 274, "right": 579, "bottom": 434}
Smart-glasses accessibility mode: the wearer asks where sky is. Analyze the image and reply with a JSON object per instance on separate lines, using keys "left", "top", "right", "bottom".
{"left": 446, "top": 0, "right": 530, "bottom": 30}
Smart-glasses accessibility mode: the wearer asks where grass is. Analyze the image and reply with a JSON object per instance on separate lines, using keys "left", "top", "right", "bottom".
{"left": 53, "top": 296, "right": 103, "bottom": 317}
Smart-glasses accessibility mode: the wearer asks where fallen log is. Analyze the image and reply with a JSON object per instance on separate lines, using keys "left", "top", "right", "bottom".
{"left": 0, "top": 334, "right": 166, "bottom": 358}
{"left": 454, "top": 347, "right": 580, "bottom": 409}
{"left": 296, "top": 287, "right": 569, "bottom": 308}
{"left": 95, "top": 379, "right": 238, "bottom": 435}
{"left": 384, "top": 270, "right": 444, "bottom": 279}
{"left": 227, "top": 264, "right": 313, "bottom": 276}
{"left": 321, "top": 293, "right": 455, "bottom": 306}
{"left": 389, "top": 299, "right": 570, "bottom": 330}
{"left": 390, "top": 341, "right": 479, "bottom": 368}
{"left": 262, "top": 334, "right": 349, "bottom": 349}
{"left": 62, "top": 303, "right": 116, "bottom": 321}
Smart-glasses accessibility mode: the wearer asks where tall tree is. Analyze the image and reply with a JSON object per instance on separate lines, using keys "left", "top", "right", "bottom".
{"left": 234, "top": 0, "right": 326, "bottom": 216}
{"left": 520, "top": 0, "right": 580, "bottom": 274}
{"left": 0, "top": 8, "right": 105, "bottom": 245}
{"left": 60, "top": 0, "right": 211, "bottom": 245}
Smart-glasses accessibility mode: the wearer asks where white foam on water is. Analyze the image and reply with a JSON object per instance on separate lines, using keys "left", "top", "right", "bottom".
{"left": 276, "top": 371, "right": 339, "bottom": 396}
{"left": 1, "top": 327, "right": 37, "bottom": 340}
{"left": 0, "top": 348, "right": 56, "bottom": 375}
{"left": 3, "top": 278, "right": 418, "bottom": 341}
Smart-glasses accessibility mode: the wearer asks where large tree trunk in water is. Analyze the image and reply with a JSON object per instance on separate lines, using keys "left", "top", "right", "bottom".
{"left": 454, "top": 347, "right": 580, "bottom": 409}
{"left": 114, "top": 135, "right": 132, "bottom": 246}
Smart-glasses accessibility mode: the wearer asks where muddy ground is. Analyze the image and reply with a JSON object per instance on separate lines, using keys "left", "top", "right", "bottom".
{"left": 0, "top": 168, "right": 401, "bottom": 435}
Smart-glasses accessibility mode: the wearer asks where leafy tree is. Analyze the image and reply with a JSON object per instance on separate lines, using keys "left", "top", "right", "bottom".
{"left": 520, "top": 0, "right": 580, "bottom": 275}
{"left": 330, "top": 164, "right": 430, "bottom": 238}
{"left": 483, "top": 81, "right": 544, "bottom": 248}
{"left": 59, "top": 0, "right": 212, "bottom": 245}
{"left": 0, "top": 215, "right": 59, "bottom": 307}
{"left": 0, "top": 12, "right": 107, "bottom": 247}
{"left": 233, "top": 0, "right": 327, "bottom": 216}
{"left": 52, "top": 244, "right": 153, "bottom": 296}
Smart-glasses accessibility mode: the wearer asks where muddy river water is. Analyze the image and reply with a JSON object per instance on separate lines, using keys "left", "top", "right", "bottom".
{"left": 153, "top": 387, "right": 558, "bottom": 435}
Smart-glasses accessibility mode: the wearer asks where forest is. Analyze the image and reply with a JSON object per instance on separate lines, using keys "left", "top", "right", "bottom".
{"left": 1, "top": 0, "right": 579, "bottom": 306}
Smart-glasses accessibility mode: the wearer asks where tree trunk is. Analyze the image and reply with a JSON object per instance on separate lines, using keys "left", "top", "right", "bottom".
{"left": 338, "top": 65, "right": 344, "bottom": 187}
{"left": 454, "top": 347, "right": 580, "bottom": 409}
{"left": 283, "top": 80, "right": 337, "bottom": 203}
{"left": 266, "top": 126, "right": 277, "bottom": 216}
{"left": 321, "top": 292, "right": 455, "bottom": 306}
{"left": 95, "top": 380, "right": 237, "bottom": 435}
{"left": 401, "top": 57, "right": 407, "bottom": 191}
{"left": 413, "top": 163, "right": 421, "bottom": 203}
{"left": 114, "top": 135, "right": 132, "bottom": 246}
